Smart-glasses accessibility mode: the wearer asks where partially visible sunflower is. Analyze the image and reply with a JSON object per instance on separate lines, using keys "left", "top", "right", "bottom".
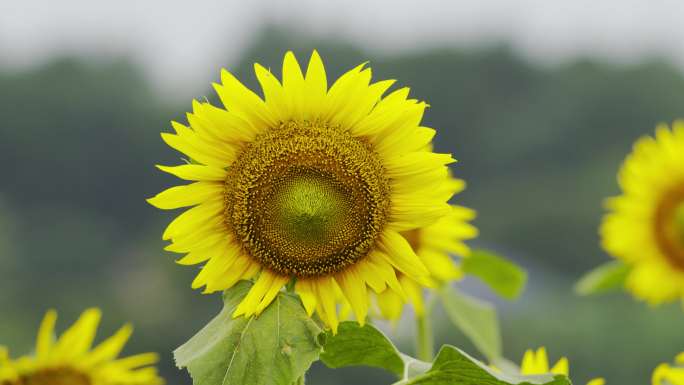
{"left": 374, "top": 176, "right": 478, "bottom": 320}
{"left": 652, "top": 352, "right": 684, "bottom": 385}
{"left": 520, "top": 347, "right": 604, "bottom": 385}
{"left": 601, "top": 121, "right": 684, "bottom": 305}
{"left": 148, "top": 50, "right": 457, "bottom": 332}
{"left": 0, "top": 309, "right": 163, "bottom": 385}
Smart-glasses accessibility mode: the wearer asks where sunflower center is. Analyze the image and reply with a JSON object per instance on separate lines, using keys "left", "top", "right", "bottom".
{"left": 225, "top": 120, "right": 390, "bottom": 277}
{"left": 10, "top": 368, "right": 91, "bottom": 385}
{"left": 274, "top": 174, "right": 348, "bottom": 243}
{"left": 654, "top": 184, "right": 684, "bottom": 270}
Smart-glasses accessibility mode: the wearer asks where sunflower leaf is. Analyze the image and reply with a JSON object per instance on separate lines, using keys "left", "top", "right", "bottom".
{"left": 319, "top": 321, "right": 406, "bottom": 377}
{"left": 462, "top": 249, "right": 527, "bottom": 300}
{"left": 174, "top": 280, "right": 323, "bottom": 385}
{"left": 438, "top": 285, "right": 502, "bottom": 361}
{"left": 393, "top": 345, "right": 571, "bottom": 385}
{"left": 575, "top": 260, "right": 631, "bottom": 295}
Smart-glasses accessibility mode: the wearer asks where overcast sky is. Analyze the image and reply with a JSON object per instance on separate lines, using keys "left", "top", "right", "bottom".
{"left": 2, "top": 0, "right": 683, "bottom": 95}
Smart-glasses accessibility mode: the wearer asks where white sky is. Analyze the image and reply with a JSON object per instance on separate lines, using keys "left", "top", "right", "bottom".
{"left": 1, "top": 0, "right": 683, "bottom": 96}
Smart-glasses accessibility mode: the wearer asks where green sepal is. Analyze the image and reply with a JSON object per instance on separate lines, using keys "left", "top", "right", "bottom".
{"left": 461, "top": 249, "right": 527, "bottom": 300}
{"left": 575, "top": 260, "right": 631, "bottom": 295}
{"left": 438, "top": 285, "right": 502, "bottom": 362}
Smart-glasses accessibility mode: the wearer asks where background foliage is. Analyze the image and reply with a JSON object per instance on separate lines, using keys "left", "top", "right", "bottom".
{"left": 1, "top": 26, "right": 684, "bottom": 385}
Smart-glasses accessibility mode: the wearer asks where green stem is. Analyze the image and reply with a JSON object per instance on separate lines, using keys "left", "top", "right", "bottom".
{"left": 294, "top": 376, "right": 305, "bottom": 385}
{"left": 415, "top": 296, "right": 436, "bottom": 362}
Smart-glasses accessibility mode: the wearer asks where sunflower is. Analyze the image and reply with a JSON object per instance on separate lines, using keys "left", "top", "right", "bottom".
{"left": 652, "top": 352, "right": 684, "bottom": 385}
{"left": 148, "top": 50, "right": 456, "bottom": 332}
{"left": 519, "top": 347, "right": 604, "bottom": 385}
{"left": 601, "top": 121, "right": 684, "bottom": 305}
{"left": 0, "top": 309, "right": 163, "bottom": 385}
{"left": 374, "top": 176, "right": 478, "bottom": 320}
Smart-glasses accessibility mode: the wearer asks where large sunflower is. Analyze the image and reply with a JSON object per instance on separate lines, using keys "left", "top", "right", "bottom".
{"left": 0, "top": 309, "right": 162, "bottom": 385}
{"left": 375, "top": 176, "right": 478, "bottom": 320}
{"left": 601, "top": 121, "right": 684, "bottom": 305}
{"left": 653, "top": 352, "right": 684, "bottom": 385}
{"left": 519, "top": 347, "right": 604, "bottom": 385}
{"left": 148, "top": 51, "right": 456, "bottom": 332}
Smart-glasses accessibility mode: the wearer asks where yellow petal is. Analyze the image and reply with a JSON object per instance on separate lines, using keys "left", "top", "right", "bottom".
{"left": 378, "top": 230, "right": 431, "bottom": 285}
{"left": 335, "top": 267, "right": 369, "bottom": 325}
{"left": 110, "top": 352, "right": 160, "bottom": 370}
{"left": 191, "top": 100, "right": 259, "bottom": 143}
{"left": 296, "top": 279, "right": 318, "bottom": 316}
{"left": 164, "top": 122, "right": 237, "bottom": 167}
{"left": 550, "top": 357, "right": 569, "bottom": 375}
{"left": 147, "top": 182, "right": 223, "bottom": 210}
{"left": 399, "top": 276, "right": 424, "bottom": 316}
{"left": 204, "top": 254, "right": 254, "bottom": 293}
{"left": 315, "top": 277, "right": 339, "bottom": 333}
{"left": 586, "top": 378, "right": 605, "bottom": 385}
{"left": 366, "top": 251, "right": 406, "bottom": 298}
{"left": 214, "top": 69, "right": 276, "bottom": 130}
{"left": 304, "top": 50, "right": 327, "bottom": 118}
{"left": 520, "top": 349, "right": 537, "bottom": 375}
{"left": 282, "top": 51, "right": 306, "bottom": 120}
{"left": 376, "top": 289, "right": 403, "bottom": 320}
{"left": 54, "top": 308, "right": 101, "bottom": 357}
{"left": 84, "top": 324, "right": 133, "bottom": 365}
{"left": 384, "top": 152, "right": 455, "bottom": 178}
{"left": 156, "top": 164, "right": 227, "bottom": 182}
{"left": 36, "top": 309, "right": 58, "bottom": 359}
{"left": 255, "top": 274, "right": 289, "bottom": 314}
{"left": 162, "top": 198, "right": 224, "bottom": 240}
{"left": 535, "top": 347, "right": 549, "bottom": 373}
{"left": 233, "top": 271, "right": 280, "bottom": 317}
{"left": 254, "top": 63, "right": 289, "bottom": 122}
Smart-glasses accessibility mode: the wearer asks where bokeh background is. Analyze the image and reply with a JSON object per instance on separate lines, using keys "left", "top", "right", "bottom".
{"left": 2, "top": 1, "right": 684, "bottom": 384}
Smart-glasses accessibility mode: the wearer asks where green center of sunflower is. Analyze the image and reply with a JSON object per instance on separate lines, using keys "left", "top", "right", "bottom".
{"left": 654, "top": 184, "right": 684, "bottom": 270}
{"left": 274, "top": 174, "right": 348, "bottom": 243}
{"left": 225, "top": 120, "right": 390, "bottom": 277}
{"left": 10, "top": 368, "right": 91, "bottom": 385}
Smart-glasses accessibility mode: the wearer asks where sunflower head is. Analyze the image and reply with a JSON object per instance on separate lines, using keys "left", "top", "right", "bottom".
{"left": 601, "top": 121, "right": 684, "bottom": 305}
{"left": 225, "top": 119, "right": 390, "bottom": 278}
{"left": 0, "top": 309, "right": 163, "bottom": 385}
{"left": 148, "top": 50, "right": 457, "bottom": 332}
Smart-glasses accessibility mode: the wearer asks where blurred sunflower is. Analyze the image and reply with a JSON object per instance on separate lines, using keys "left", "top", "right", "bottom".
{"left": 148, "top": 50, "right": 456, "bottom": 332}
{"left": 0, "top": 309, "right": 162, "bottom": 385}
{"left": 652, "top": 352, "right": 684, "bottom": 385}
{"left": 374, "top": 176, "right": 478, "bottom": 320}
{"left": 601, "top": 121, "right": 684, "bottom": 305}
{"left": 520, "top": 347, "right": 604, "bottom": 385}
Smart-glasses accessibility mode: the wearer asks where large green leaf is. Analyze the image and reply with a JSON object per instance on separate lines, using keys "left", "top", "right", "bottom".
{"left": 394, "top": 345, "right": 570, "bottom": 385}
{"left": 461, "top": 249, "right": 527, "bottom": 300}
{"left": 575, "top": 260, "right": 630, "bottom": 295}
{"left": 319, "top": 321, "right": 406, "bottom": 376}
{"left": 318, "top": 322, "right": 570, "bottom": 385}
{"left": 174, "top": 281, "right": 323, "bottom": 385}
{"left": 439, "top": 285, "right": 502, "bottom": 361}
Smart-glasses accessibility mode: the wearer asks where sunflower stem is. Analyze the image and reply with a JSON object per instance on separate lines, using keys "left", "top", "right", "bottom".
{"left": 294, "top": 375, "right": 305, "bottom": 385}
{"left": 415, "top": 296, "right": 436, "bottom": 362}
